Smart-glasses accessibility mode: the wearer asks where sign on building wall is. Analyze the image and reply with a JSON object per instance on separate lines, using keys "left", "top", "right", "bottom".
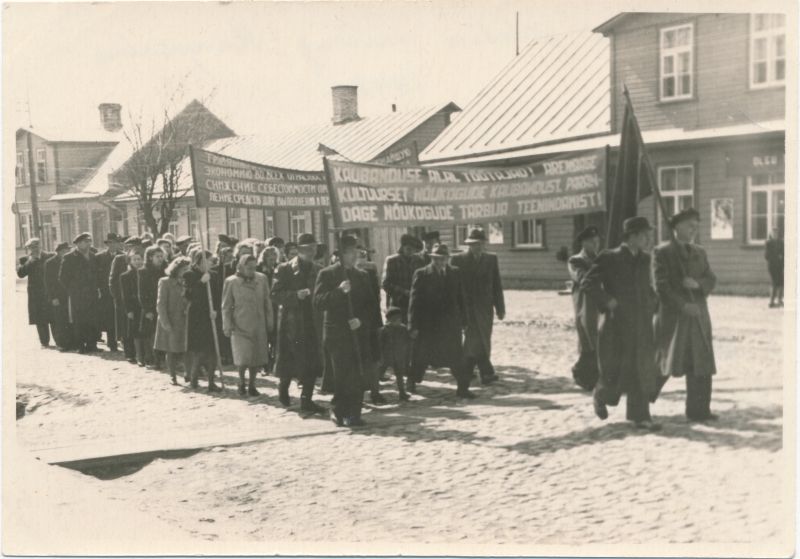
{"left": 725, "top": 150, "right": 784, "bottom": 176}
{"left": 325, "top": 148, "right": 607, "bottom": 228}
{"left": 190, "top": 147, "right": 329, "bottom": 210}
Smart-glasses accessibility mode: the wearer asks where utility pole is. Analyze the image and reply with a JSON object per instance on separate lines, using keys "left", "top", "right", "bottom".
{"left": 25, "top": 130, "right": 41, "bottom": 238}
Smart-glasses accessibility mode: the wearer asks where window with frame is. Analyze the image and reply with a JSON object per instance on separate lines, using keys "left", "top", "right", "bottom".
{"left": 263, "top": 210, "right": 275, "bottom": 239}
{"left": 289, "top": 211, "right": 311, "bottom": 239}
{"left": 36, "top": 148, "right": 47, "bottom": 183}
{"left": 660, "top": 23, "right": 694, "bottom": 101}
{"left": 167, "top": 210, "right": 180, "bottom": 238}
{"left": 657, "top": 165, "right": 695, "bottom": 241}
{"left": 750, "top": 14, "right": 786, "bottom": 88}
{"left": 91, "top": 210, "right": 107, "bottom": 247}
{"left": 513, "top": 219, "right": 544, "bottom": 248}
{"left": 19, "top": 213, "right": 32, "bottom": 247}
{"left": 109, "top": 208, "right": 127, "bottom": 237}
{"left": 40, "top": 213, "right": 57, "bottom": 251}
{"left": 227, "top": 207, "right": 245, "bottom": 239}
{"left": 16, "top": 152, "right": 26, "bottom": 186}
{"left": 747, "top": 172, "right": 784, "bottom": 244}
{"left": 188, "top": 207, "right": 200, "bottom": 241}
{"left": 60, "top": 211, "right": 75, "bottom": 244}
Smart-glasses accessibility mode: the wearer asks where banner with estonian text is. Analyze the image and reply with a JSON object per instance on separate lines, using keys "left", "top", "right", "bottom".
{"left": 190, "top": 147, "right": 329, "bottom": 210}
{"left": 325, "top": 148, "right": 606, "bottom": 228}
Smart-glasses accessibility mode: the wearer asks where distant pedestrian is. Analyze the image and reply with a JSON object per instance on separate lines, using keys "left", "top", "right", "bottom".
{"left": 120, "top": 247, "right": 146, "bottom": 365}
{"left": 156, "top": 238, "right": 175, "bottom": 262}
{"left": 284, "top": 241, "right": 299, "bottom": 260}
{"left": 765, "top": 227, "right": 784, "bottom": 308}
{"left": 222, "top": 254, "right": 275, "bottom": 396}
{"left": 379, "top": 306, "right": 413, "bottom": 401}
{"left": 567, "top": 226, "right": 602, "bottom": 391}
{"left": 257, "top": 245, "right": 281, "bottom": 372}
{"left": 96, "top": 233, "right": 124, "bottom": 351}
{"left": 451, "top": 228, "right": 505, "bottom": 385}
{"left": 59, "top": 233, "right": 101, "bottom": 353}
{"left": 653, "top": 208, "right": 718, "bottom": 422}
{"left": 267, "top": 236, "right": 286, "bottom": 262}
{"left": 175, "top": 235, "right": 194, "bottom": 257}
{"left": 356, "top": 244, "right": 386, "bottom": 404}
{"left": 213, "top": 233, "right": 238, "bottom": 365}
{"left": 44, "top": 242, "right": 74, "bottom": 351}
{"left": 184, "top": 249, "right": 223, "bottom": 392}
{"left": 154, "top": 256, "right": 191, "bottom": 385}
{"left": 137, "top": 245, "right": 166, "bottom": 367}
{"left": 581, "top": 217, "right": 661, "bottom": 430}
{"left": 110, "top": 236, "right": 142, "bottom": 362}
{"left": 17, "top": 238, "right": 54, "bottom": 348}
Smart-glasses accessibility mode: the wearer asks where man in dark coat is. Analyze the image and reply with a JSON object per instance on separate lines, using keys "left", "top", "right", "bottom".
{"left": 765, "top": 227, "right": 784, "bottom": 308}
{"left": 567, "top": 226, "right": 602, "bottom": 391}
{"left": 59, "top": 233, "right": 101, "bottom": 353}
{"left": 314, "top": 234, "right": 382, "bottom": 427}
{"left": 408, "top": 243, "right": 474, "bottom": 398}
{"left": 652, "top": 208, "right": 717, "bottom": 422}
{"left": 581, "top": 217, "right": 661, "bottom": 430}
{"left": 272, "top": 233, "right": 325, "bottom": 414}
{"left": 109, "top": 236, "right": 142, "bottom": 361}
{"left": 17, "top": 238, "right": 54, "bottom": 347}
{"left": 44, "top": 242, "right": 74, "bottom": 351}
{"left": 450, "top": 228, "right": 505, "bottom": 385}
{"left": 96, "top": 233, "right": 124, "bottom": 351}
{"left": 382, "top": 233, "right": 425, "bottom": 321}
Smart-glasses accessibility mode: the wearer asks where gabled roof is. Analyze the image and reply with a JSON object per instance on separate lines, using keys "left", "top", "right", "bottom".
{"left": 592, "top": 13, "right": 634, "bottom": 35}
{"left": 16, "top": 123, "right": 122, "bottom": 144}
{"left": 420, "top": 32, "right": 610, "bottom": 164}
{"left": 204, "top": 103, "right": 460, "bottom": 172}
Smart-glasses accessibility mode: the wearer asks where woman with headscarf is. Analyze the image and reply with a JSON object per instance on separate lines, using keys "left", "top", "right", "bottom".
{"left": 154, "top": 256, "right": 191, "bottom": 384}
{"left": 137, "top": 246, "right": 165, "bottom": 368}
{"left": 222, "top": 254, "right": 274, "bottom": 396}
{"left": 184, "top": 248, "right": 223, "bottom": 391}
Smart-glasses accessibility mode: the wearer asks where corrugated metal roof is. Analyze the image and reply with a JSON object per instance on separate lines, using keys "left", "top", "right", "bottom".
{"left": 420, "top": 32, "right": 610, "bottom": 163}
{"left": 204, "top": 103, "right": 459, "bottom": 171}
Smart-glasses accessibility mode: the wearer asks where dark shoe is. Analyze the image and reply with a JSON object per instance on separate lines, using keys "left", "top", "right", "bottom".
{"left": 127, "top": 357, "right": 137, "bottom": 364}
{"left": 481, "top": 375, "right": 499, "bottom": 385}
{"left": 300, "top": 398, "right": 326, "bottom": 415}
{"left": 207, "top": 382, "right": 222, "bottom": 393}
{"left": 248, "top": 385, "right": 261, "bottom": 397}
{"left": 456, "top": 389, "right": 477, "bottom": 399}
{"left": 370, "top": 392, "right": 387, "bottom": 405}
{"left": 171, "top": 373, "right": 178, "bottom": 385}
{"left": 399, "top": 391, "right": 411, "bottom": 402}
{"left": 238, "top": 382, "right": 246, "bottom": 396}
{"left": 634, "top": 420, "right": 662, "bottom": 431}
{"left": 330, "top": 409, "right": 343, "bottom": 427}
{"left": 593, "top": 393, "right": 608, "bottom": 420}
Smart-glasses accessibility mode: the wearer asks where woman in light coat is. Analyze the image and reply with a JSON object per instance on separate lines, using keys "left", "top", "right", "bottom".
{"left": 154, "top": 256, "right": 191, "bottom": 384}
{"left": 222, "top": 254, "right": 274, "bottom": 396}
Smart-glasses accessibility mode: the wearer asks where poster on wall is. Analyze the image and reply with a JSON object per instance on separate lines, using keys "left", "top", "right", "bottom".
{"left": 710, "top": 198, "right": 734, "bottom": 240}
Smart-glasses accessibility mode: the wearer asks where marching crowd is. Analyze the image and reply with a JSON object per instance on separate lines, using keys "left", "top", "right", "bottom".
{"left": 17, "top": 207, "right": 753, "bottom": 430}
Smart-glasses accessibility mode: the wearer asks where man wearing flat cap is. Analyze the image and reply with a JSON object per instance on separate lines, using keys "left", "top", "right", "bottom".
{"left": 450, "top": 228, "right": 505, "bottom": 385}
{"left": 44, "top": 242, "right": 74, "bottom": 350}
{"left": 96, "top": 233, "right": 124, "bottom": 351}
{"left": 382, "top": 233, "right": 425, "bottom": 323}
{"left": 109, "top": 236, "right": 142, "bottom": 360}
{"left": 17, "top": 237, "right": 54, "bottom": 348}
{"left": 59, "top": 233, "right": 101, "bottom": 353}
{"left": 581, "top": 216, "right": 661, "bottom": 430}
{"left": 652, "top": 208, "right": 718, "bottom": 422}
{"left": 175, "top": 235, "right": 194, "bottom": 257}
{"left": 408, "top": 243, "right": 474, "bottom": 398}
{"left": 567, "top": 226, "right": 602, "bottom": 391}
{"left": 272, "top": 232, "right": 326, "bottom": 414}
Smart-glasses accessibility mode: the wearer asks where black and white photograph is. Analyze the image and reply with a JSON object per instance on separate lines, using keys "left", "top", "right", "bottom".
{"left": 2, "top": 0, "right": 797, "bottom": 556}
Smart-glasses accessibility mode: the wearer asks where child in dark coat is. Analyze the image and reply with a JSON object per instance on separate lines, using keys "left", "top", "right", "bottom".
{"left": 379, "top": 306, "right": 413, "bottom": 401}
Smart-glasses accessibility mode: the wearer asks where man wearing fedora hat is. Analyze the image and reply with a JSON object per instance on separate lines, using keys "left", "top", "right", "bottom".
{"left": 652, "top": 208, "right": 718, "bottom": 422}
{"left": 419, "top": 231, "right": 440, "bottom": 265}
{"left": 382, "top": 233, "right": 425, "bottom": 323}
{"left": 408, "top": 243, "right": 474, "bottom": 398}
{"left": 567, "top": 226, "right": 602, "bottom": 391}
{"left": 59, "top": 232, "right": 102, "bottom": 353}
{"left": 581, "top": 216, "right": 661, "bottom": 430}
{"left": 96, "top": 232, "right": 124, "bottom": 351}
{"left": 450, "top": 227, "right": 505, "bottom": 385}
{"left": 17, "top": 237, "right": 54, "bottom": 348}
{"left": 272, "top": 232, "right": 326, "bottom": 414}
{"left": 44, "top": 242, "right": 75, "bottom": 351}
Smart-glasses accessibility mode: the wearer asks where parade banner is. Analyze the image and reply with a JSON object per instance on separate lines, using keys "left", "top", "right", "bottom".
{"left": 324, "top": 148, "right": 607, "bottom": 228}
{"left": 189, "top": 147, "right": 329, "bottom": 210}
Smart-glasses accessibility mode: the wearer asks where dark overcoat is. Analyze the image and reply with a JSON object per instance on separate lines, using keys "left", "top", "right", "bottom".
{"left": 95, "top": 249, "right": 120, "bottom": 333}
{"left": 450, "top": 251, "right": 505, "bottom": 359}
{"left": 211, "top": 261, "right": 236, "bottom": 357}
{"left": 652, "top": 240, "right": 717, "bottom": 378}
{"left": 44, "top": 253, "right": 72, "bottom": 348}
{"left": 183, "top": 268, "right": 222, "bottom": 352}
{"left": 17, "top": 252, "right": 53, "bottom": 325}
{"left": 109, "top": 253, "right": 129, "bottom": 335}
{"left": 120, "top": 267, "right": 141, "bottom": 338}
{"left": 765, "top": 238, "right": 784, "bottom": 286}
{"left": 137, "top": 264, "right": 164, "bottom": 337}
{"left": 271, "top": 257, "right": 324, "bottom": 378}
{"left": 58, "top": 249, "right": 100, "bottom": 334}
{"left": 581, "top": 246, "right": 661, "bottom": 404}
{"left": 568, "top": 250, "right": 599, "bottom": 353}
{"left": 408, "top": 264, "right": 466, "bottom": 369}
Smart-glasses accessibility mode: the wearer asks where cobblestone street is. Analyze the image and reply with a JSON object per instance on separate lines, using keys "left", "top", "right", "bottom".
{"left": 10, "top": 284, "right": 791, "bottom": 554}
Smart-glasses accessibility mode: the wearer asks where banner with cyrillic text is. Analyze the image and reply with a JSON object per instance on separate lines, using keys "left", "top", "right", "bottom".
{"left": 190, "top": 147, "right": 329, "bottom": 210}
{"left": 325, "top": 149, "right": 606, "bottom": 228}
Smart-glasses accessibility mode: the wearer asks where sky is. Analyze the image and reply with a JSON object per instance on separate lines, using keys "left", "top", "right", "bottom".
{"left": 3, "top": 1, "right": 622, "bottom": 138}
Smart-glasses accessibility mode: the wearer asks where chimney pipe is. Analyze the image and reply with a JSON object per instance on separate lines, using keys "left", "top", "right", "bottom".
{"left": 391, "top": 103, "right": 397, "bottom": 113}
{"left": 331, "top": 85, "right": 359, "bottom": 125}
{"left": 98, "top": 103, "right": 122, "bottom": 132}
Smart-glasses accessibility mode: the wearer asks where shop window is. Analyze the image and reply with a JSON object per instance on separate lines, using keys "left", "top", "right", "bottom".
{"left": 36, "top": 148, "right": 47, "bottom": 183}
{"left": 657, "top": 165, "right": 695, "bottom": 241}
{"left": 750, "top": 14, "right": 786, "bottom": 88}
{"left": 748, "top": 173, "right": 784, "bottom": 244}
{"left": 16, "top": 152, "right": 26, "bottom": 186}
{"left": 659, "top": 23, "right": 693, "bottom": 101}
{"left": 513, "top": 219, "right": 544, "bottom": 248}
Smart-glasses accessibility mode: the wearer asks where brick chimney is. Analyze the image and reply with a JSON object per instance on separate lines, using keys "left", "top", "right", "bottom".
{"left": 331, "top": 86, "right": 359, "bottom": 125}
{"left": 98, "top": 103, "right": 122, "bottom": 132}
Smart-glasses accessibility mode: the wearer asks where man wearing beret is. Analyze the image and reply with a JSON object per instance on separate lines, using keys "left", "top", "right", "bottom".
{"left": 652, "top": 208, "right": 718, "bottom": 422}
{"left": 450, "top": 228, "right": 505, "bottom": 385}
{"left": 581, "top": 217, "right": 662, "bottom": 430}
{"left": 96, "top": 233, "right": 124, "bottom": 351}
{"left": 567, "top": 226, "right": 602, "bottom": 391}
{"left": 44, "top": 242, "right": 75, "bottom": 351}
{"left": 59, "top": 233, "right": 101, "bottom": 353}
{"left": 17, "top": 238, "right": 54, "bottom": 348}
{"left": 382, "top": 233, "right": 425, "bottom": 323}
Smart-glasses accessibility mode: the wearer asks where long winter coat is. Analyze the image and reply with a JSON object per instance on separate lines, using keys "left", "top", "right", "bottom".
{"left": 109, "top": 253, "right": 129, "bottom": 335}
{"left": 222, "top": 272, "right": 274, "bottom": 366}
{"left": 450, "top": 251, "right": 504, "bottom": 359}
{"left": 120, "top": 267, "right": 142, "bottom": 338}
{"left": 183, "top": 268, "right": 222, "bottom": 352}
{"left": 381, "top": 252, "right": 425, "bottom": 317}
{"left": 568, "top": 249, "right": 599, "bottom": 353}
{"left": 44, "top": 253, "right": 73, "bottom": 348}
{"left": 58, "top": 249, "right": 101, "bottom": 334}
{"left": 137, "top": 264, "right": 164, "bottom": 337}
{"left": 652, "top": 240, "right": 717, "bottom": 378}
{"left": 154, "top": 276, "right": 189, "bottom": 353}
{"left": 95, "top": 248, "right": 120, "bottom": 333}
{"left": 271, "top": 258, "right": 324, "bottom": 377}
{"left": 581, "top": 245, "right": 661, "bottom": 404}
{"left": 17, "top": 252, "right": 53, "bottom": 325}
{"left": 408, "top": 263, "right": 466, "bottom": 369}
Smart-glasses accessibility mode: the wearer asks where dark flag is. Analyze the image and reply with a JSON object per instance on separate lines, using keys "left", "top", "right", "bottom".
{"left": 606, "top": 87, "right": 670, "bottom": 247}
